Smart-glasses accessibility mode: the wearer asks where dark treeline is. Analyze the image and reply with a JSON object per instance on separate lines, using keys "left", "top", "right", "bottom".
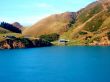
{"left": 0, "top": 22, "right": 21, "bottom": 33}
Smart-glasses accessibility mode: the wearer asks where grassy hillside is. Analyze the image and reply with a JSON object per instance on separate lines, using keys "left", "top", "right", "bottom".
{"left": 0, "top": 27, "right": 11, "bottom": 34}
{"left": 22, "top": 12, "right": 77, "bottom": 36}
{"left": 12, "top": 0, "right": 110, "bottom": 46}
{"left": 60, "top": 1, "right": 110, "bottom": 45}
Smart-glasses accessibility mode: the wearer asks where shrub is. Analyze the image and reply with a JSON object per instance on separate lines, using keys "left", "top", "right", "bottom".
{"left": 39, "top": 33, "right": 59, "bottom": 42}
{"left": 79, "top": 31, "right": 87, "bottom": 35}
{"left": 107, "top": 32, "right": 110, "bottom": 40}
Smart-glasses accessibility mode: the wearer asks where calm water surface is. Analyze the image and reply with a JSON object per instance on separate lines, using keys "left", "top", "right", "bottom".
{"left": 0, "top": 46, "right": 110, "bottom": 82}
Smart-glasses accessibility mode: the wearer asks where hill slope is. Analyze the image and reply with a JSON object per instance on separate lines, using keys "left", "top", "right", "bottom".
{"left": 0, "top": 27, "right": 11, "bottom": 34}
{"left": 23, "top": 12, "right": 77, "bottom": 36}
{"left": 23, "top": 0, "right": 110, "bottom": 45}
{"left": 61, "top": 0, "right": 110, "bottom": 45}
{"left": 12, "top": 22, "right": 23, "bottom": 30}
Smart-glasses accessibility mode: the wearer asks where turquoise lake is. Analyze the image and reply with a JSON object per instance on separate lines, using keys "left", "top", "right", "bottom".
{"left": 0, "top": 46, "right": 110, "bottom": 82}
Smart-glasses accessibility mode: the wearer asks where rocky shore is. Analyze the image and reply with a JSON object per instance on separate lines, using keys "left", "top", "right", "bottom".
{"left": 0, "top": 38, "right": 52, "bottom": 49}
{"left": 89, "top": 36, "right": 110, "bottom": 46}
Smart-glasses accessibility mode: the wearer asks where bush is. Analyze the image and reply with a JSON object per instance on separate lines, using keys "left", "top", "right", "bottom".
{"left": 107, "top": 32, "right": 110, "bottom": 40}
{"left": 79, "top": 31, "right": 87, "bottom": 35}
{"left": 33, "top": 39, "right": 52, "bottom": 47}
{"left": 93, "top": 37, "right": 101, "bottom": 41}
{"left": 39, "top": 33, "right": 59, "bottom": 42}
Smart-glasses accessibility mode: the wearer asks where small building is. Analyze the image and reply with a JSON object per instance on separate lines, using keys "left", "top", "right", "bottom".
{"left": 58, "top": 39, "right": 69, "bottom": 45}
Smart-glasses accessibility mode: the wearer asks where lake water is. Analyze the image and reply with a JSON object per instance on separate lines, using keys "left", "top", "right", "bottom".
{"left": 0, "top": 46, "right": 110, "bottom": 82}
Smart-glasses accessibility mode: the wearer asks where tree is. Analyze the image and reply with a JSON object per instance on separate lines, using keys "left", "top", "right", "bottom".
{"left": 0, "top": 22, "right": 21, "bottom": 33}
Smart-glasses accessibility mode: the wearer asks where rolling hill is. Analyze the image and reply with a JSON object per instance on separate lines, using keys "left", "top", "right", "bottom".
{"left": 22, "top": 12, "right": 77, "bottom": 36}
{"left": 12, "top": 22, "right": 23, "bottom": 30}
{"left": 61, "top": 0, "right": 110, "bottom": 45}
{"left": 22, "top": 0, "right": 110, "bottom": 45}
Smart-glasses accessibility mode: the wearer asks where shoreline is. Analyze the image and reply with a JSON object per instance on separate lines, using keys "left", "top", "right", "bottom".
{"left": 1, "top": 45, "right": 110, "bottom": 50}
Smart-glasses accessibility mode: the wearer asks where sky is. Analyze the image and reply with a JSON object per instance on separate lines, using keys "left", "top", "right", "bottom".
{"left": 0, "top": 0, "right": 96, "bottom": 26}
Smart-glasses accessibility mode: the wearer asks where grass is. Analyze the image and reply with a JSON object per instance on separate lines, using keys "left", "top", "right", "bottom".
{"left": 101, "top": 16, "right": 110, "bottom": 28}
{"left": 0, "top": 27, "right": 11, "bottom": 34}
{"left": 0, "top": 33, "right": 23, "bottom": 42}
{"left": 77, "top": 3, "right": 102, "bottom": 24}
{"left": 0, "top": 33, "right": 22, "bottom": 37}
{"left": 84, "top": 11, "right": 110, "bottom": 32}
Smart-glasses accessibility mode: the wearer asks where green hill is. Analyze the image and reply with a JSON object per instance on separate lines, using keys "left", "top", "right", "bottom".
{"left": 60, "top": 0, "right": 110, "bottom": 45}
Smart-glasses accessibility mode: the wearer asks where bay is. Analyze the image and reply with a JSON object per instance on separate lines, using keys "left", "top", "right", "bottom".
{"left": 0, "top": 46, "right": 110, "bottom": 82}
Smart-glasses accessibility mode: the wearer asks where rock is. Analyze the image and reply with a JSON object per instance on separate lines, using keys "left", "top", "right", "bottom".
{"left": 0, "top": 38, "right": 52, "bottom": 49}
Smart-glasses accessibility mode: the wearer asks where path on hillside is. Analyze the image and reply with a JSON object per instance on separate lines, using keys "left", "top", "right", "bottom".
{"left": 71, "top": 10, "right": 104, "bottom": 36}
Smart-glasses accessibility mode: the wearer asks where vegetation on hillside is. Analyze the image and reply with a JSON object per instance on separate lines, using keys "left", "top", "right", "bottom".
{"left": 84, "top": 11, "right": 110, "bottom": 32}
{"left": 107, "top": 32, "right": 110, "bottom": 40}
{"left": 1, "top": 0, "right": 110, "bottom": 47}
{"left": 39, "top": 33, "right": 59, "bottom": 42}
{"left": 76, "top": 2, "right": 102, "bottom": 25}
{"left": 0, "top": 27, "right": 11, "bottom": 34}
{"left": 60, "top": 1, "right": 110, "bottom": 46}
{"left": 0, "top": 22, "right": 21, "bottom": 33}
